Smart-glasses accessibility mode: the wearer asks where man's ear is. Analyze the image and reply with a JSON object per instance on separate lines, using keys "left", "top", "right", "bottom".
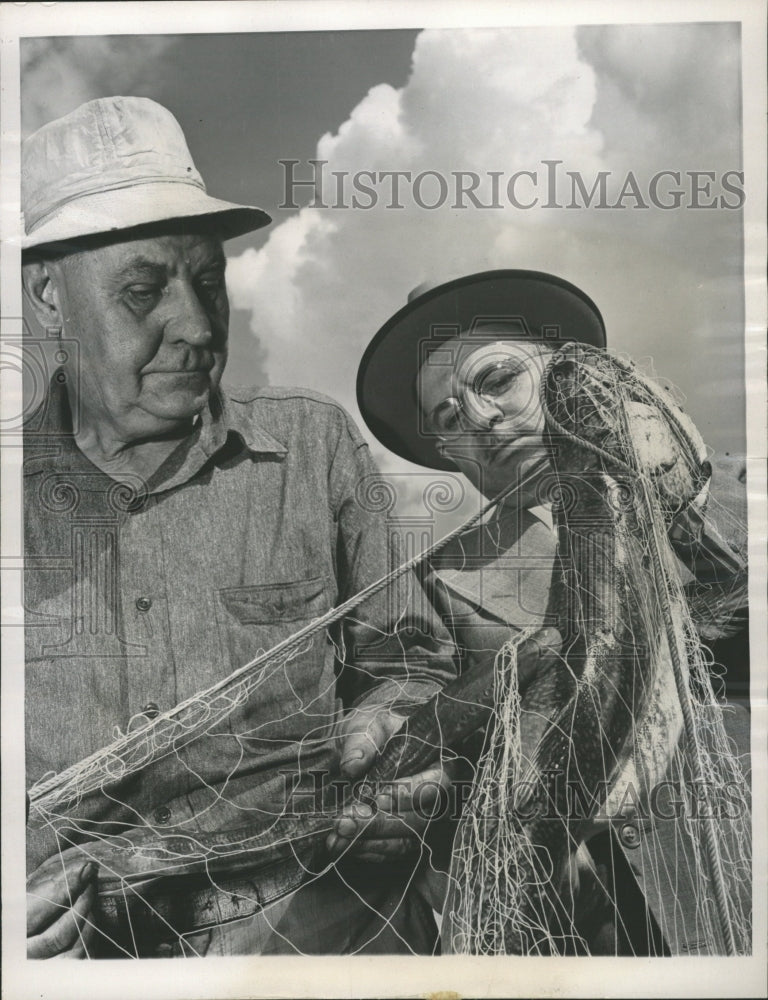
{"left": 21, "top": 259, "right": 64, "bottom": 334}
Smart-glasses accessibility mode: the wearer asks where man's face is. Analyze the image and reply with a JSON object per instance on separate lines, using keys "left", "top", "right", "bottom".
{"left": 418, "top": 336, "right": 554, "bottom": 500}
{"left": 47, "top": 230, "right": 229, "bottom": 442}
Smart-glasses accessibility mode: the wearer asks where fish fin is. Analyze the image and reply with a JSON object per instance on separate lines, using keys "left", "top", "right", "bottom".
{"left": 512, "top": 695, "right": 579, "bottom": 813}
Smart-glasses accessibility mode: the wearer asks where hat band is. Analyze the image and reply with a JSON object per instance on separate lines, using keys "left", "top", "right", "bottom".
{"left": 25, "top": 174, "right": 207, "bottom": 233}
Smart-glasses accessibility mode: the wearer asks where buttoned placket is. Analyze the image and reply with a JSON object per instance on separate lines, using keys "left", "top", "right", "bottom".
{"left": 116, "top": 494, "right": 177, "bottom": 740}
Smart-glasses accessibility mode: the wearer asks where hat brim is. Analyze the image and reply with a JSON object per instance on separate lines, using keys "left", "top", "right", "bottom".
{"left": 22, "top": 181, "right": 271, "bottom": 249}
{"left": 356, "top": 270, "right": 606, "bottom": 471}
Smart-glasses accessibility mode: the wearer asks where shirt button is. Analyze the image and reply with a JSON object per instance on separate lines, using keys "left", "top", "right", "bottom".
{"left": 154, "top": 805, "right": 171, "bottom": 824}
{"left": 142, "top": 702, "right": 160, "bottom": 719}
{"left": 136, "top": 596, "right": 152, "bottom": 612}
{"left": 619, "top": 822, "right": 641, "bottom": 848}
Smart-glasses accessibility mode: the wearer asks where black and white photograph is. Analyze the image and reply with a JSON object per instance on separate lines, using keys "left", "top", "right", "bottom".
{"left": 1, "top": 2, "right": 765, "bottom": 998}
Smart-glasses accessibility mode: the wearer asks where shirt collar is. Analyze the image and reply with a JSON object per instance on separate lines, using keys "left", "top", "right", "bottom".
{"left": 212, "top": 388, "right": 288, "bottom": 458}
{"left": 26, "top": 376, "right": 288, "bottom": 494}
{"left": 484, "top": 497, "right": 554, "bottom": 534}
{"left": 527, "top": 503, "right": 554, "bottom": 533}
{"left": 145, "top": 388, "right": 288, "bottom": 493}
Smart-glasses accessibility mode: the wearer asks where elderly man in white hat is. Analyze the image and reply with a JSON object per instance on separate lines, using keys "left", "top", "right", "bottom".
{"left": 21, "top": 97, "right": 456, "bottom": 958}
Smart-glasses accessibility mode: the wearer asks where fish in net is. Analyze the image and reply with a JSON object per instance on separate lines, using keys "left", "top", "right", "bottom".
{"left": 440, "top": 344, "right": 751, "bottom": 955}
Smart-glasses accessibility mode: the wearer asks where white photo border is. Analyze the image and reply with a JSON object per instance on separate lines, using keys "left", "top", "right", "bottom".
{"left": 2, "top": 3, "right": 765, "bottom": 998}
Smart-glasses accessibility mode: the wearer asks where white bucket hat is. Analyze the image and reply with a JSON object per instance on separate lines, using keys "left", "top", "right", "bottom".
{"left": 22, "top": 96, "right": 271, "bottom": 249}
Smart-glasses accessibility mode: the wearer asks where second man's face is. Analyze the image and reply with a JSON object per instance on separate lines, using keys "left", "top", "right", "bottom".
{"left": 48, "top": 229, "right": 230, "bottom": 444}
{"left": 418, "top": 337, "right": 554, "bottom": 500}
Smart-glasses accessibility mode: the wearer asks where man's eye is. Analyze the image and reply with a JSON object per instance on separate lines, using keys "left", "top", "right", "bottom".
{"left": 442, "top": 412, "right": 460, "bottom": 431}
{"left": 126, "top": 285, "right": 162, "bottom": 307}
{"left": 476, "top": 364, "right": 521, "bottom": 398}
{"left": 434, "top": 400, "right": 463, "bottom": 435}
{"left": 197, "top": 274, "right": 225, "bottom": 298}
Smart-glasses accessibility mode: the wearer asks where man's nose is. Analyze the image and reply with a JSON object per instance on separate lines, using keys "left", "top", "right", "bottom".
{"left": 462, "top": 393, "right": 505, "bottom": 431}
{"left": 164, "top": 282, "right": 214, "bottom": 345}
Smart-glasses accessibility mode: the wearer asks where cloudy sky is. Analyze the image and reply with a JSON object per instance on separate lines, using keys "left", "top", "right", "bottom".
{"left": 21, "top": 23, "right": 746, "bottom": 515}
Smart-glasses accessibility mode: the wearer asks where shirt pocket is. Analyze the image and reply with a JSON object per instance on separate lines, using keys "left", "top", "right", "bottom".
{"left": 214, "top": 577, "right": 336, "bottom": 753}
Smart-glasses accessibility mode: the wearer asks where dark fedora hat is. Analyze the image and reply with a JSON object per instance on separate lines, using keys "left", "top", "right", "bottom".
{"left": 356, "top": 269, "right": 606, "bottom": 470}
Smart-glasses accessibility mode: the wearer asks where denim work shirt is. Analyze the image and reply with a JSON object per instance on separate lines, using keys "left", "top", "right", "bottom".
{"left": 24, "top": 380, "right": 457, "bottom": 875}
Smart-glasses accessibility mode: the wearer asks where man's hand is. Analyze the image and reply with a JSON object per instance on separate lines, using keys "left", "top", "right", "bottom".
{"left": 326, "top": 704, "right": 454, "bottom": 863}
{"left": 27, "top": 849, "right": 98, "bottom": 958}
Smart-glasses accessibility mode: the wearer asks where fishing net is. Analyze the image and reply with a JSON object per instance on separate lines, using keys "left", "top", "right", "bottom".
{"left": 25, "top": 475, "right": 503, "bottom": 958}
{"left": 441, "top": 344, "right": 751, "bottom": 955}
{"left": 26, "top": 345, "right": 751, "bottom": 958}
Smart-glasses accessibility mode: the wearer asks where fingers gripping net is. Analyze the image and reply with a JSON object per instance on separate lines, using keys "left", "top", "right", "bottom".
{"left": 441, "top": 345, "right": 751, "bottom": 955}
{"left": 27, "top": 529, "right": 464, "bottom": 820}
{"left": 28, "top": 614, "right": 437, "bottom": 956}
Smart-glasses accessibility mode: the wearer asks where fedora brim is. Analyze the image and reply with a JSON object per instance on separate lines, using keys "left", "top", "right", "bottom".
{"left": 356, "top": 270, "right": 606, "bottom": 471}
{"left": 22, "top": 181, "right": 271, "bottom": 250}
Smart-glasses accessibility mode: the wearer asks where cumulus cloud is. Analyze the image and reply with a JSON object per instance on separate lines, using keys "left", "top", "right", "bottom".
{"left": 22, "top": 24, "right": 741, "bottom": 509}
{"left": 226, "top": 22, "right": 744, "bottom": 480}
{"left": 21, "top": 36, "right": 175, "bottom": 137}
{"left": 226, "top": 29, "right": 602, "bottom": 443}
{"left": 577, "top": 23, "right": 742, "bottom": 167}
{"left": 15, "top": 24, "right": 744, "bottom": 521}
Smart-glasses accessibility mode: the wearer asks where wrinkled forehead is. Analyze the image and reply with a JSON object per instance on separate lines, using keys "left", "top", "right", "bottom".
{"left": 417, "top": 333, "right": 550, "bottom": 410}
{"left": 39, "top": 225, "right": 226, "bottom": 278}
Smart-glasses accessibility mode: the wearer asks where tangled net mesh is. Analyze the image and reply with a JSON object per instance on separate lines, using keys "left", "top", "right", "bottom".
{"left": 441, "top": 345, "right": 751, "bottom": 955}
{"left": 26, "top": 346, "right": 751, "bottom": 957}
